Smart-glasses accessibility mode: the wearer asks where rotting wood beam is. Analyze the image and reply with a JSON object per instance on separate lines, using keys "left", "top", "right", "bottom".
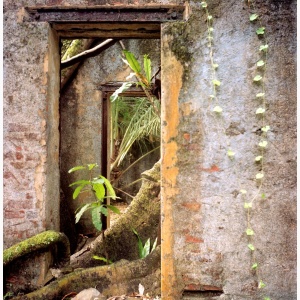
{"left": 23, "top": 5, "right": 185, "bottom": 23}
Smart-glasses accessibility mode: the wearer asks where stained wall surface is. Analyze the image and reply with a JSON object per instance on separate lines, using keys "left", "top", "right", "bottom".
{"left": 3, "top": 0, "right": 296, "bottom": 299}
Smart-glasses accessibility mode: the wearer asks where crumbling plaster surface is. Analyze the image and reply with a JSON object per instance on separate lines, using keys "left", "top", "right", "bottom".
{"left": 60, "top": 39, "right": 161, "bottom": 235}
{"left": 161, "top": 0, "right": 296, "bottom": 299}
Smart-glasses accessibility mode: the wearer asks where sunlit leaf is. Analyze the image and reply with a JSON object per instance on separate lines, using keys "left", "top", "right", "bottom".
{"left": 259, "top": 44, "right": 269, "bottom": 52}
{"left": 91, "top": 206, "right": 102, "bottom": 231}
{"left": 252, "top": 262, "right": 258, "bottom": 270}
{"left": 255, "top": 155, "right": 263, "bottom": 162}
{"left": 256, "top": 92, "right": 265, "bottom": 98}
{"left": 93, "top": 255, "right": 113, "bottom": 264}
{"left": 256, "top": 173, "right": 264, "bottom": 180}
{"left": 257, "top": 60, "right": 265, "bottom": 67}
{"left": 258, "top": 280, "right": 266, "bottom": 289}
{"left": 69, "top": 180, "right": 90, "bottom": 187}
{"left": 123, "top": 50, "right": 142, "bottom": 73}
{"left": 144, "top": 54, "right": 152, "bottom": 83}
{"left": 259, "top": 140, "right": 268, "bottom": 148}
{"left": 93, "top": 182, "right": 105, "bottom": 200}
{"left": 256, "top": 107, "right": 265, "bottom": 114}
{"left": 75, "top": 203, "right": 92, "bottom": 223}
{"left": 213, "top": 63, "right": 219, "bottom": 69}
{"left": 248, "top": 243, "right": 255, "bottom": 251}
{"left": 207, "top": 15, "right": 213, "bottom": 20}
{"left": 261, "top": 193, "right": 266, "bottom": 199}
{"left": 68, "top": 165, "right": 86, "bottom": 173}
{"left": 253, "top": 75, "right": 262, "bottom": 82}
{"left": 240, "top": 189, "right": 247, "bottom": 194}
{"left": 201, "top": 1, "right": 207, "bottom": 8}
{"left": 87, "top": 163, "right": 98, "bottom": 171}
{"left": 246, "top": 228, "right": 254, "bottom": 236}
{"left": 213, "top": 106, "right": 223, "bottom": 113}
{"left": 261, "top": 125, "right": 270, "bottom": 132}
{"left": 73, "top": 185, "right": 86, "bottom": 199}
{"left": 227, "top": 149, "right": 235, "bottom": 157}
{"left": 212, "top": 79, "right": 221, "bottom": 86}
{"left": 256, "top": 27, "right": 265, "bottom": 35}
{"left": 100, "top": 175, "right": 117, "bottom": 200}
{"left": 244, "top": 202, "right": 252, "bottom": 209}
{"left": 250, "top": 13, "right": 259, "bottom": 21}
{"left": 208, "top": 27, "right": 214, "bottom": 32}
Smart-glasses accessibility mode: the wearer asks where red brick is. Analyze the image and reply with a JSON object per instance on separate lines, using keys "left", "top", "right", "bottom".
{"left": 7, "top": 200, "right": 33, "bottom": 210}
{"left": 181, "top": 202, "right": 201, "bottom": 212}
{"left": 185, "top": 234, "right": 203, "bottom": 244}
{"left": 5, "top": 210, "right": 25, "bottom": 219}
{"left": 16, "top": 152, "right": 23, "bottom": 160}
{"left": 8, "top": 123, "right": 31, "bottom": 132}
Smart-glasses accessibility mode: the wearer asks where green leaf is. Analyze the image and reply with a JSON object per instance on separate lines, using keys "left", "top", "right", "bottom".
{"left": 207, "top": 15, "right": 213, "bottom": 20}
{"left": 253, "top": 75, "right": 262, "bottom": 82}
{"left": 244, "top": 202, "right": 252, "bottom": 209}
{"left": 261, "top": 125, "right": 270, "bottom": 132}
{"left": 68, "top": 165, "right": 86, "bottom": 173}
{"left": 246, "top": 228, "right": 254, "bottom": 236}
{"left": 259, "top": 140, "right": 268, "bottom": 148}
{"left": 69, "top": 180, "right": 90, "bottom": 187}
{"left": 143, "top": 238, "right": 151, "bottom": 258}
{"left": 258, "top": 280, "right": 266, "bottom": 289}
{"left": 250, "top": 13, "right": 259, "bottom": 21}
{"left": 256, "top": 173, "right": 264, "bottom": 180}
{"left": 91, "top": 206, "right": 102, "bottom": 231}
{"left": 107, "top": 204, "right": 120, "bottom": 214}
{"left": 123, "top": 50, "right": 142, "bottom": 74}
{"left": 143, "top": 54, "right": 151, "bottom": 83}
{"left": 255, "top": 155, "right": 263, "bottom": 162}
{"left": 110, "top": 82, "right": 133, "bottom": 102}
{"left": 213, "top": 63, "right": 219, "bottom": 69}
{"left": 256, "top": 92, "right": 265, "bottom": 98}
{"left": 240, "top": 189, "right": 247, "bottom": 194}
{"left": 256, "top": 107, "right": 265, "bottom": 114}
{"left": 212, "top": 79, "right": 221, "bottom": 86}
{"left": 252, "top": 262, "right": 258, "bottom": 270}
{"left": 73, "top": 184, "right": 86, "bottom": 199}
{"left": 261, "top": 193, "right": 266, "bottom": 199}
{"left": 100, "top": 206, "right": 108, "bottom": 216}
{"left": 75, "top": 203, "right": 92, "bottom": 223}
{"left": 209, "top": 94, "right": 215, "bottom": 98}
{"left": 227, "top": 149, "right": 235, "bottom": 157}
{"left": 248, "top": 243, "right": 255, "bottom": 251}
{"left": 263, "top": 297, "right": 271, "bottom": 300}
{"left": 93, "top": 182, "right": 105, "bottom": 200}
{"left": 208, "top": 27, "right": 214, "bottom": 32}
{"left": 201, "top": 1, "right": 207, "bottom": 8}
{"left": 93, "top": 255, "right": 113, "bottom": 264}
{"left": 259, "top": 44, "right": 269, "bottom": 52}
{"left": 213, "top": 106, "right": 223, "bottom": 113}
{"left": 151, "top": 237, "right": 158, "bottom": 253}
{"left": 99, "top": 175, "right": 116, "bottom": 200}
{"left": 257, "top": 60, "right": 265, "bottom": 67}
{"left": 87, "top": 163, "right": 98, "bottom": 171}
{"left": 256, "top": 27, "right": 265, "bottom": 35}
{"left": 92, "top": 178, "right": 105, "bottom": 184}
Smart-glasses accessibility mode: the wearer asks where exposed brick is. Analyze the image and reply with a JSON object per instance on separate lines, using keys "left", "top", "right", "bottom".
{"left": 7, "top": 200, "right": 33, "bottom": 210}
{"left": 185, "top": 234, "right": 204, "bottom": 244}
{"left": 201, "top": 164, "right": 220, "bottom": 173}
{"left": 5, "top": 210, "right": 25, "bottom": 219}
{"left": 181, "top": 202, "right": 201, "bottom": 212}
{"left": 10, "top": 162, "right": 25, "bottom": 169}
{"left": 15, "top": 152, "right": 23, "bottom": 160}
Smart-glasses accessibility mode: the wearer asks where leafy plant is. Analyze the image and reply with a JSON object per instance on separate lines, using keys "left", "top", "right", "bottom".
{"left": 132, "top": 228, "right": 157, "bottom": 259}
{"left": 68, "top": 163, "right": 120, "bottom": 231}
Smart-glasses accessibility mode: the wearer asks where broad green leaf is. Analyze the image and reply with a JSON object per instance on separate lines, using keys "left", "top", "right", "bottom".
{"left": 91, "top": 206, "right": 102, "bottom": 231}
{"left": 123, "top": 50, "right": 141, "bottom": 74}
{"left": 257, "top": 60, "right": 265, "bottom": 67}
{"left": 248, "top": 243, "right": 255, "bottom": 251}
{"left": 68, "top": 165, "right": 86, "bottom": 173}
{"left": 93, "top": 182, "right": 105, "bottom": 200}
{"left": 110, "top": 82, "right": 132, "bottom": 102}
{"left": 69, "top": 180, "right": 90, "bottom": 187}
{"left": 252, "top": 262, "right": 258, "bottom": 270}
{"left": 143, "top": 54, "right": 151, "bottom": 83}
{"left": 143, "top": 238, "right": 151, "bottom": 258}
{"left": 253, "top": 75, "right": 262, "bottom": 82}
{"left": 107, "top": 204, "right": 120, "bottom": 214}
{"left": 87, "top": 163, "right": 98, "bottom": 171}
{"left": 246, "top": 228, "right": 254, "bottom": 236}
{"left": 255, "top": 155, "right": 263, "bottom": 162}
{"left": 73, "top": 184, "right": 86, "bottom": 199}
{"left": 259, "top": 140, "right": 268, "bottom": 148}
{"left": 261, "top": 125, "right": 270, "bottom": 132}
{"left": 256, "top": 27, "right": 265, "bottom": 35}
{"left": 100, "top": 206, "right": 108, "bottom": 216}
{"left": 213, "top": 106, "right": 223, "bottom": 113}
{"left": 92, "top": 178, "right": 105, "bottom": 184}
{"left": 250, "top": 13, "right": 259, "bottom": 21}
{"left": 227, "top": 149, "right": 235, "bottom": 157}
{"left": 75, "top": 203, "right": 92, "bottom": 223}
{"left": 256, "top": 107, "right": 265, "bottom": 114}
{"left": 259, "top": 44, "right": 269, "bottom": 52}
{"left": 201, "top": 1, "right": 207, "bottom": 8}
{"left": 132, "top": 228, "right": 144, "bottom": 258}
{"left": 212, "top": 79, "right": 221, "bottom": 86}
{"left": 256, "top": 92, "right": 265, "bottom": 98}
{"left": 240, "top": 189, "right": 247, "bottom": 194}
{"left": 256, "top": 173, "right": 264, "bottom": 180}
{"left": 99, "top": 175, "right": 116, "bottom": 200}
{"left": 258, "top": 280, "right": 266, "bottom": 289}
{"left": 244, "top": 202, "right": 252, "bottom": 209}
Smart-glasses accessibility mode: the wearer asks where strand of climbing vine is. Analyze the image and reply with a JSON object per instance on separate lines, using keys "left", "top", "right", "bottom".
{"left": 243, "top": 1, "right": 270, "bottom": 299}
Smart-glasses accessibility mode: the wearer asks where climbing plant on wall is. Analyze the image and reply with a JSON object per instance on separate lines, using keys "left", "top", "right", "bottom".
{"left": 200, "top": 1, "right": 271, "bottom": 299}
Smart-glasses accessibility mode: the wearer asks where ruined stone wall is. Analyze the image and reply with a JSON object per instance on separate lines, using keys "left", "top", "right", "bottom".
{"left": 161, "top": 0, "right": 296, "bottom": 299}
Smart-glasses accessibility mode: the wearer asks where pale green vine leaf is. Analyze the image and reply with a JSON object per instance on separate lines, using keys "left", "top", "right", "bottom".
{"left": 256, "top": 27, "right": 265, "bottom": 35}
{"left": 261, "top": 193, "right": 266, "bottom": 199}
{"left": 213, "top": 63, "right": 219, "bottom": 69}
{"left": 252, "top": 262, "right": 258, "bottom": 270}
{"left": 240, "top": 189, "right": 247, "bottom": 194}
{"left": 209, "top": 94, "right": 215, "bottom": 99}
{"left": 256, "top": 173, "right": 264, "bottom": 180}
{"left": 201, "top": 1, "right": 207, "bottom": 8}
{"left": 255, "top": 155, "right": 263, "bottom": 162}
{"left": 253, "top": 75, "right": 262, "bottom": 82}
{"left": 227, "top": 149, "right": 235, "bottom": 157}
{"left": 244, "top": 202, "right": 252, "bottom": 209}
{"left": 212, "top": 79, "right": 221, "bottom": 86}
{"left": 256, "top": 107, "right": 265, "bottom": 114}
{"left": 246, "top": 228, "right": 254, "bottom": 236}
{"left": 261, "top": 125, "right": 270, "bottom": 132}
{"left": 248, "top": 244, "right": 255, "bottom": 251}
{"left": 259, "top": 44, "right": 269, "bottom": 52}
{"left": 259, "top": 140, "right": 268, "bottom": 148}
{"left": 256, "top": 92, "right": 265, "bottom": 98}
{"left": 209, "top": 27, "right": 214, "bottom": 32}
{"left": 250, "top": 13, "right": 259, "bottom": 21}
{"left": 258, "top": 280, "right": 266, "bottom": 289}
{"left": 213, "top": 106, "right": 223, "bottom": 113}
{"left": 257, "top": 60, "right": 265, "bottom": 67}
{"left": 207, "top": 15, "right": 213, "bottom": 20}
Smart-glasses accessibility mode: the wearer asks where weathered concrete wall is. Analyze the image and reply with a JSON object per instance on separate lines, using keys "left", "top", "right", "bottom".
{"left": 161, "top": 0, "right": 296, "bottom": 299}
{"left": 60, "top": 39, "right": 161, "bottom": 235}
